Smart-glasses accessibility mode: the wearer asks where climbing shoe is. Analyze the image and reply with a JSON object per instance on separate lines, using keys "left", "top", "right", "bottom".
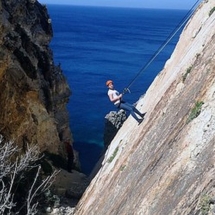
{"left": 138, "top": 118, "right": 143, "bottom": 125}
{"left": 141, "top": 112, "right": 146, "bottom": 118}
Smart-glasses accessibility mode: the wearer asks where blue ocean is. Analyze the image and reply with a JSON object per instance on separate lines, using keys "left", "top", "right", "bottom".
{"left": 46, "top": 5, "right": 188, "bottom": 175}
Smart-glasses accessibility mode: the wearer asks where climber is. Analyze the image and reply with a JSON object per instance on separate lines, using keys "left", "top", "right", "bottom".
{"left": 106, "top": 80, "right": 145, "bottom": 124}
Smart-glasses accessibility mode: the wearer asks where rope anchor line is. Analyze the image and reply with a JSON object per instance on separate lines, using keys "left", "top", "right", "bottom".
{"left": 124, "top": 0, "right": 201, "bottom": 93}
{"left": 122, "top": 88, "right": 131, "bottom": 95}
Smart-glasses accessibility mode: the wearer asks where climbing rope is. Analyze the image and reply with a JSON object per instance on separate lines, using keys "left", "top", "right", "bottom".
{"left": 91, "top": 1, "right": 202, "bottom": 188}
{"left": 123, "top": 0, "right": 201, "bottom": 94}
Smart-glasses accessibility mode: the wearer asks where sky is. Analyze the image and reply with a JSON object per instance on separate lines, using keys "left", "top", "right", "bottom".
{"left": 39, "top": 0, "right": 201, "bottom": 10}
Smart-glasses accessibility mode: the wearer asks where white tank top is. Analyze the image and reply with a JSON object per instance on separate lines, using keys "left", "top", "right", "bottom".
{"left": 108, "top": 89, "right": 120, "bottom": 105}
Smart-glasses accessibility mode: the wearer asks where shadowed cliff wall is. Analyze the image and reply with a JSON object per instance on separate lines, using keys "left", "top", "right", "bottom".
{"left": 0, "top": 0, "right": 71, "bottom": 156}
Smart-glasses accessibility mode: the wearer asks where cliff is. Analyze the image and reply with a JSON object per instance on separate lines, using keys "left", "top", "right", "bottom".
{"left": 0, "top": 0, "right": 71, "bottom": 155}
{"left": 74, "top": 1, "right": 215, "bottom": 214}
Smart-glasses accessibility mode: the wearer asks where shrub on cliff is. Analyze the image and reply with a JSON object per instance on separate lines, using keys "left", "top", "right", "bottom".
{"left": 0, "top": 135, "right": 58, "bottom": 214}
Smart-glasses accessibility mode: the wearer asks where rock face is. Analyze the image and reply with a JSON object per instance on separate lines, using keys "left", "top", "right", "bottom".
{"left": 0, "top": 0, "right": 71, "bottom": 155}
{"left": 74, "top": 1, "right": 215, "bottom": 214}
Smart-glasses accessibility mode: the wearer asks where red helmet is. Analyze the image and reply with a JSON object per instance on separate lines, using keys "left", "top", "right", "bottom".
{"left": 106, "top": 80, "right": 113, "bottom": 86}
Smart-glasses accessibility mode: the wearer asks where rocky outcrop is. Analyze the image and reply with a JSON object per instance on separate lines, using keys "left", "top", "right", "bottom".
{"left": 0, "top": 0, "right": 71, "bottom": 156}
{"left": 104, "top": 109, "right": 127, "bottom": 147}
{"left": 87, "top": 110, "right": 127, "bottom": 179}
{"left": 74, "top": 1, "right": 215, "bottom": 214}
{"left": 47, "top": 169, "right": 89, "bottom": 215}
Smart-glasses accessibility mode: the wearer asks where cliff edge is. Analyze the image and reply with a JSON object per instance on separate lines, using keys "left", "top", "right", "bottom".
{"left": 0, "top": 0, "right": 71, "bottom": 155}
{"left": 74, "top": 1, "right": 215, "bottom": 214}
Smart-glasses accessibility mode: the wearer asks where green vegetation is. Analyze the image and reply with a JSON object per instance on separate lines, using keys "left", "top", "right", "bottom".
{"left": 187, "top": 101, "right": 204, "bottom": 123}
{"left": 209, "top": 7, "right": 215, "bottom": 16}
{"left": 120, "top": 165, "right": 126, "bottom": 171}
{"left": 182, "top": 66, "right": 192, "bottom": 82}
{"left": 108, "top": 147, "right": 119, "bottom": 163}
{"left": 200, "top": 195, "right": 211, "bottom": 215}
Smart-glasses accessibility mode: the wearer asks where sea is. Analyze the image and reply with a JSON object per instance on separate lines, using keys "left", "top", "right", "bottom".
{"left": 46, "top": 4, "right": 189, "bottom": 175}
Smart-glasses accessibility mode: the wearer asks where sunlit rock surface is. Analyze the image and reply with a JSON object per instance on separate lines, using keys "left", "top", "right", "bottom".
{"left": 74, "top": 1, "right": 215, "bottom": 214}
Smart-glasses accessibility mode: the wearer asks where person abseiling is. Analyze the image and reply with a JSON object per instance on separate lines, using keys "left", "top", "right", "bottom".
{"left": 106, "top": 80, "right": 145, "bottom": 124}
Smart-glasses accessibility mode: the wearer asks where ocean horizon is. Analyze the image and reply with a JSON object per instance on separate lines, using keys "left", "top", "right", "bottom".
{"left": 47, "top": 4, "right": 188, "bottom": 175}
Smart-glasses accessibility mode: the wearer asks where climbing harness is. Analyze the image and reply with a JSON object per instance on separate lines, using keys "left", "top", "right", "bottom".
{"left": 123, "top": 0, "right": 201, "bottom": 93}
